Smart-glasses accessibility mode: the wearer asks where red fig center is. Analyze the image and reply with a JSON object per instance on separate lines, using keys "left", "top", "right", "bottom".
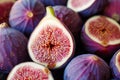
{"left": 87, "top": 16, "right": 120, "bottom": 46}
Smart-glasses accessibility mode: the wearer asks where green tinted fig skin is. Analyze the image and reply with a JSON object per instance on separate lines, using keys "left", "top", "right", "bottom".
{"left": 64, "top": 54, "right": 110, "bottom": 80}
{"left": 9, "top": 0, "right": 45, "bottom": 37}
{"left": 103, "top": 0, "right": 120, "bottom": 23}
{"left": 110, "top": 49, "right": 120, "bottom": 80}
{"left": 0, "top": 24, "right": 30, "bottom": 73}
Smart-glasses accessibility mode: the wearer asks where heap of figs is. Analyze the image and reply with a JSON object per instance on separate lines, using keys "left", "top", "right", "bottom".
{"left": 0, "top": 0, "right": 120, "bottom": 80}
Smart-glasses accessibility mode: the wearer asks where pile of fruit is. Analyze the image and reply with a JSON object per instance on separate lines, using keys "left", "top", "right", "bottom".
{"left": 0, "top": 0, "right": 120, "bottom": 80}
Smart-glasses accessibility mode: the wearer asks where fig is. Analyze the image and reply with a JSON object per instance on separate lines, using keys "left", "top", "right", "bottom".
{"left": 103, "top": 0, "right": 120, "bottom": 23}
{"left": 110, "top": 49, "right": 120, "bottom": 79}
{"left": 0, "top": 22, "right": 29, "bottom": 73}
{"left": 9, "top": 0, "right": 45, "bottom": 37}
{"left": 0, "top": 0, "right": 15, "bottom": 24}
{"left": 81, "top": 15, "right": 120, "bottom": 60}
{"left": 7, "top": 62, "right": 54, "bottom": 80}
{"left": 67, "top": 0, "right": 107, "bottom": 17}
{"left": 39, "top": 0, "right": 67, "bottom": 6}
{"left": 53, "top": 5, "right": 82, "bottom": 37}
{"left": 64, "top": 54, "right": 110, "bottom": 80}
{"left": 28, "top": 6, "right": 75, "bottom": 69}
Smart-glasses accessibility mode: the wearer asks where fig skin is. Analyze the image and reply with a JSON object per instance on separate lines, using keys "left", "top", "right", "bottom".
{"left": 7, "top": 62, "right": 54, "bottom": 80}
{"left": 81, "top": 15, "right": 120, "bottom": 61}
{"left": 28, "top": 6, "right": 75, "bottom": 69}
{"left": 0, "top": 0, "right": 15, "bottom": 24}
{"left": 64, "top": 54, "right": 110, "bottom": 80}
{"left": 103, "top": 0, "right": 120, "bottom": 23}
{"left": 0, "top": 23, "right": 29, "bottom": 73}
{"left": 53, "top": 5, "right": 82, "bottom": 37}
{"left": 9, "top": 0, "right": 45, "bottom": 37}
{"left": 67, "top": 0, "right": 108, "bottom": 17}
{"left": 110, "top": 49, "right": 120, "bottom": 79}
{"left": 39, "top": 0, "right": 67, "bottom": 6}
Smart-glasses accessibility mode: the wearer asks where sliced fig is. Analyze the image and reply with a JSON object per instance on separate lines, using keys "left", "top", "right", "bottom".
{"left": 110, "top": 49, "right": 120, "bottom": 79}
{"left": 103, "top": 0, "right": 120, "bottom": 23}
{"left": 81, "top": 15, "right": 120, "bottom": 60}
{"left": 7, "top": 62, "right": 54, "bottom": 80}
{"left": 28, "top": 6, "right": 75, "bottom": 69}
{"left": 67, "top": 0, "right": 107, "bottom": 17}
{"left": 64, "top": 54, "right": 110, "bottom": 80}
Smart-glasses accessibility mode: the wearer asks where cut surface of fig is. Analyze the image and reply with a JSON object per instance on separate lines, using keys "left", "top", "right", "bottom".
{"left": 85, "top": 16, "right": 120, "bottom": 46}
{"left": 7, "top": 62, "right": 54, "bottom": 80}
{"left": 28, "top": 6, "right": 74, "bottom": 69}
{"left": 67, "top": 0, "right": 95, "bottom": 12}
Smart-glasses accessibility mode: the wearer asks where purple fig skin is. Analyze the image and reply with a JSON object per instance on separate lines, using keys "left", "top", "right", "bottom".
{"left": 0, "top": 23, "right": 29, "bottom": 73}
{"left": 110, "top": 49, "right": 120, "bottom": 80}
{"left": 103, "top": 0, "right": 120, "bottom": 23}
{"left": 9, "top": 0, "right": 45, "bottom": 37}
{"left": 64, "top": 54, "right": 110, "bottom": 80}
{"left": 67, "top": 0, "right": 108, "bottom": 17}
{"left": 81, "top": 16, "right": 120, "bottom": 61}
{"left": 53, "top": 5, "right": 82, "bottom": 37}
{"left": 39, "top": 0, "right": 67, "bottom": 6}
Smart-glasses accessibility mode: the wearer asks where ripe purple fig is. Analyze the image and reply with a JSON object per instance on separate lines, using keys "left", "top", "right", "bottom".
{"left": 110, "top": 49, "right": 120, "bottom": 79}
{"left": 67, "top": 0, "right": 107, "bottom": 17}
{"left": 53, "top": 5, "right": 82, "bottom": 37}
{"left": 7, "top": 62, "right": 54, "bottom": 80}
{"left": 64, "top": 54, "right": 110, "bottom": 80}
{"left": 103, "top": 0, "right": 120, "bottom": 23}
{"left": 9, "top": 0, "right": 45, "bottom": 37}
{"left": 0, "top": 22, "right": 29, "bottom": 73}
{"left": 81, "top": 16, "right": 120, "bottom": 60}
{"left": 28, "top": 6, "right": 75, "bottom": 69}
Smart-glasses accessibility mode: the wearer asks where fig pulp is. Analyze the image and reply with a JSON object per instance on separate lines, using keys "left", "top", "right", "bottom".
{"left": 67, "top": 0, "right": 107, "bottom": 17}
{"left": 81, "top": 16, "right": 120, "bottom": 60}
{"left": 9, "top": 0, "right": 45, "bottom": 37}
{"left": 28, "top": 6, "right": 75, "bottom": 69}
{"left": 110, "top": 49, "right": 120, "bottom": 79}
{"left": 0, "top": 23, "right": 29, "bottom": 73}
{"left": 104, "top": 0, "right": 120, "bottom": 23}
{"left": 7, "top": 62, "right": 54, "bottom": 80}
{"left": 64, "top": 54, "right": 110, "bottom": 80}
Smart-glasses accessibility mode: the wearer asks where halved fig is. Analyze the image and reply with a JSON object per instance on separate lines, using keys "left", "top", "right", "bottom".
{"left": 28, "top": 6, "right": 75, "bottom": 69}
{"left": 67, "top": 0, "right": 107, "bottom": 17}
{"left": 110, "top": 49, "right": 120, "bottom": 79}
{"left": 81, "top": 15, "right": 120, "bottom": 60}
{"left": 7, "top": 62, "right": 54, "bottom": 80}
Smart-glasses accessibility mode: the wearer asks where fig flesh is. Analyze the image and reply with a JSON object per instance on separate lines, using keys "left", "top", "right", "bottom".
{"left": 64, "top": 54, "right": 110, "bottom": 80}
{"left": 81, "top": 16, "right": 120, "bottom": 60}
{"left": 7, "top": 62, "right": 54, "bottom": 80}
{"left": 28, "top": 6, "right": 75, "bottom": 69}
{"left": 67, "top": 0, "right": 107, "bottom": 17}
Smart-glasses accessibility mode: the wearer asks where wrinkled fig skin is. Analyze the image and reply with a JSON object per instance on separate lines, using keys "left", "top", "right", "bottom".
{"left": 110, "top": 49, "right": 120, "bottom": 80}
{"left": 64, "top": 54, "right": 110, "bottom": 80}
{"left": 9, "top": 0, "right": 45, "bottom": 37}
{"left": 103, "top": 0, "right": 120, "bottom": 23}
{"left": 81, "top": 16, "right": 120, "bottom": 62}
{"left": 39, "top": 0, "right": 67, "bottom": 6}
{"left": 0, "top": 25, "right": 29, "bottom": 73}
{"left": 53, "top": 5, "right": 82, "bottom": 37}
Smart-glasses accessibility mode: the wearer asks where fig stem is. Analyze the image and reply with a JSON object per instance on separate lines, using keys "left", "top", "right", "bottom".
{"left": 0, "top": 22, "right": 9, "bottom": 28}
{"left": 46, "top": 6, "right": 56, "bottom": 17}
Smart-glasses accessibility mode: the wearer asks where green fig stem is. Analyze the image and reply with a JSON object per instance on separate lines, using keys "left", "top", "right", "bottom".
{"left": 0, "top": 22, "right": 9, "bottom": 28}
{"left": 46, "top": 6, "right": 56, "bottom": 17}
